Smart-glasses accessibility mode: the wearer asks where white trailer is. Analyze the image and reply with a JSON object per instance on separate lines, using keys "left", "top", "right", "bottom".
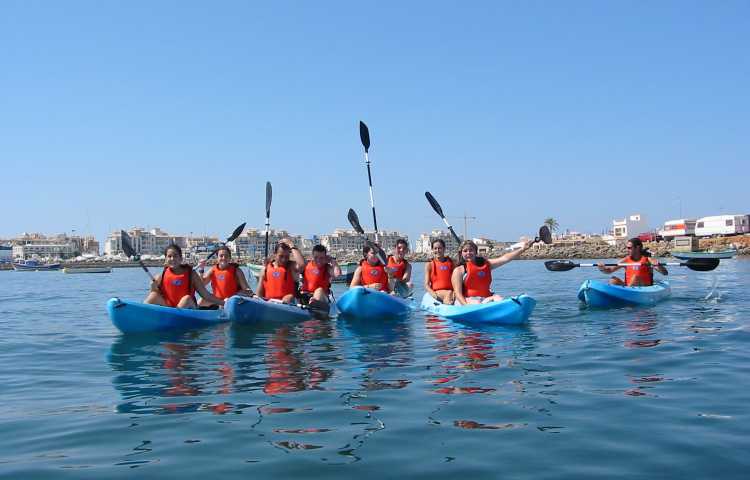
{"left": 659, "top": 219, "right": 697, "bottom": 239}
{"left": 694, "top": 215, "right": 750, "bottom": 237}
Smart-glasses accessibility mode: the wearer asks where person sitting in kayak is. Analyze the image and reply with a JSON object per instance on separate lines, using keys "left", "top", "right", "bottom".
{"left": 350, "top": 244, "right": 394, "bottom": 293}
{"left": 256, "top": 239, "right": 302, "bottom": 304}
{"left": 387, "top": 238, "right": 413, "bottom": 296}
{"left": 299, "top": 244, "right": 342, "bottom": 308}
{"left": 598, "top": 237, "right": 667, "bottom": 286}
{"left": 197, "top": 246, "right": 254, "bottom": 307}
{"left": 144, "top": 244, "right": 225, "bottom": 309}
{"left": 424, "top": 238, "right": 455, "bottom": 304}
{"left": 452, "top": 238, "right": 532, "bottom": 305}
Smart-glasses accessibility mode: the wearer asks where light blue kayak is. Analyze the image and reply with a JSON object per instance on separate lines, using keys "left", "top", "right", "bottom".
{"left": 336, "top": 286, "right": 413, "bottom": 320}
{"left": 224, "top": 295, "right": 316, "bottom": 324}
{"left": 420, "top": 293, "right": 536, "bottom": 325}
{"left": 107, "top": 298, "right": 228, "bottom": 333}
{"left": 577, "top": 280, "right": 671, "bottom": 308}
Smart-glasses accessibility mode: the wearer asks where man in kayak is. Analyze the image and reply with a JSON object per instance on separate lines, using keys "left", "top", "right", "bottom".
{"left": 598, "top": 238, "right": 667, "bottom": 286}
{"left": 350, "top": 244, "right": 395, "bottom": 293}
{"left": 144, "top": 244, "right": 225, "bottom": 309}
{"left": 299, "top": 244, "right": 342, "bottom": 309}
{"left": 424, "top": 238, "right": 455, "bottom": 304}
{"left": 197, "top": 246, "right": 254, "bottom": 307}
{"left": 452, "top": 238, "right": 532, "bottom": 305}
{"left": 387, "top": 238, "right": 413, "bottom": 297}
{"left": 256, "top": 239, "right": 302, "bottom": 304}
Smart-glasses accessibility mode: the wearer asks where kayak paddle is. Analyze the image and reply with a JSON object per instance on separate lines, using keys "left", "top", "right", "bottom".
{"left": 544, "top": 258, "right": 720, "bottom": 272}
{"left": 120, "top": 230, "right": 155, "bottom": 281}
{"left": 359, "top": 121, "right": 379, "bottom": 239}
{"left": 264, "top": 181, "right": 272, "bottom": 259}
{"left": 425, "top": 191, "right": 461, "bottom": 243}
{"left": 200, "top": 222, "right": 247, "bottom": 273}
{"left": 347, "top": 208, "right": 388, "bottom": 265}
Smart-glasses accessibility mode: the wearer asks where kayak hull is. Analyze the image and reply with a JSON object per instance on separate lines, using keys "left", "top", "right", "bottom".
{"left": 336, "top": 286, "right": 412, "bottom": 320}
{"left": 225, "top": 295, "right": 314, "bottom": 324}
{"left": 420, "top": 293, "right": 536, "bottom": 325}
{"left": 577, "top": 280, "right": 671, "bottom": 308}
{"left": 107, "top": 298, "right": 228, "bottom": 333}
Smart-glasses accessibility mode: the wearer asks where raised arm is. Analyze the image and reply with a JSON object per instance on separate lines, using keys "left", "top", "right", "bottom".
{"left": 350, "top": 266, "right": 363, "bottom": 287}
{"left": 329, "top": 257, "right": 342, "bottom": 278}
{"left": 487, "top": 239, "right": 532, "bottom": 269}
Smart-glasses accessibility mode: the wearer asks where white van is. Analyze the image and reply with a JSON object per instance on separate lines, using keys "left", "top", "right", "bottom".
{"left": 694, "top": 215, "right": 750, "bottom": 237}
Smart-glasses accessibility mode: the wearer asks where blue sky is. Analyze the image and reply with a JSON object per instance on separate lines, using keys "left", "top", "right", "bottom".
{"left": 1, "top": 1, "right": 748, "bottom": 244}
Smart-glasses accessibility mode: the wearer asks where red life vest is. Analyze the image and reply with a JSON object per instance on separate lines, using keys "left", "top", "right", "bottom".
{"left": 263, "top": 262, "right": 297, "bottom": 300}
{"left": 429, "top": 257, "right": 454, "bottom": 291}
{"left": 159, "top": 265, "right": 195, "bottom": 307}
{"left": 463, "top": 260, "right": 492, "bottom": 298}
{"left": 623, "top": 256, "right": 653, "bottom": 287}
{"left": 386, "top": 256, "right": 409, "bottom": 281}
{"left": 360, "top": 259, "right": 390, "bottom": 292}
{"left": 210, "top": 263, "right": 240, "bottom": 299}
{"left": 302, "top": 260, "right": 331, "bottom": 293}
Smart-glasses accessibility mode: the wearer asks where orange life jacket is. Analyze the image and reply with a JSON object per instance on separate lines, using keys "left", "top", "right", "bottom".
{"left": 302, "top": 260, "right": 331, "bottom": 293}
{"left": 210, "top": 263, "right": 240, "bottom": 299}
{"left": 463, "top": 260, "right": 492, "bottom": 298}
{"left": 360, "top": 259, "right": 390, "bottom": 292}
{"left": 429, "top": 257, "right": 454, "bottom": 291}
{"left": 263, "top": 262, "right": 297, "bottom": 300}
{"left": 623, "top": 256, "right": 653, "bottom": 287}
{"left": 386, "top": 256, "right": 409, "bottom": 281}
{"left": 159, "top": 265, "right": 195, "bottom": 307}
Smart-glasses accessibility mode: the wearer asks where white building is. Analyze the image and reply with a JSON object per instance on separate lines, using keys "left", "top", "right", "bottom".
{"left": 612, "top": 214, "right": 649, "bottom": 241}
{"left": 658, "top": 219, "right": 697, "bottom": 239}
{"left": 415, "top": 230, "right": 461, "bottom": 254}
{"left": 320, "top": 229, "right": 408, "bottom": 256}
{"left": 695, "top": 215, "right": 750, "bottom": 237}
{"left": 233, "top": 229, "right": 303, "bottom": 259}
{"left": 12, "top": 243, "right": 75, "bottom": 260}
{"left": 104, "top": 227, "right": 187, "bottom": 256}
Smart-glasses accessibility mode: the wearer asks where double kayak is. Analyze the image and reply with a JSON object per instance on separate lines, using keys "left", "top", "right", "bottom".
{"left": 336, "top": 286, "right": 413, "bottom": 320}
{"left": 107, "top": 298, "right": 229, "bottom": 333}
{"left": 224, "top": 295, "right": 318, "bottom": 324}
{"left": 420, "top": 293, "right": 536, "bottom": 325}
{"left": 577, "top": 280, "right": 671, "bottom": 308}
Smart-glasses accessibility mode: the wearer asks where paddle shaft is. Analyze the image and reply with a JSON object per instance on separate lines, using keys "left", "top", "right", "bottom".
{"left": 579, "top": 262, "right": 680, "bottom": 267}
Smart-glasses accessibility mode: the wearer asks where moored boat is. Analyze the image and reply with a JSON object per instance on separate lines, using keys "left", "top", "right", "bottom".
{"left": 13, "top": 260, "right": 62, "bottom": 271}
{"left": 63, "top": 266, "right": 112, "bottom": 274}
{"left": 671, "top": 248, "right": 736, "bottom": 260}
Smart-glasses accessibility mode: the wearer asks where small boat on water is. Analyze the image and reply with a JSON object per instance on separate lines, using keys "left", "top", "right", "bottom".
{"left": 671, "top": 248, "right": 737, "bottom": 261}
{"left": 13, "top": 260, "right": 62, "bottom": 271}
{"left": 63, "top": 266, "right": 113, "bottom": 274}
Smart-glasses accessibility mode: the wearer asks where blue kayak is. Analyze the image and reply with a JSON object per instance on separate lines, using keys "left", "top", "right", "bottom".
{"left": 336, "top": 286, "right": 413, "bottom": 320}
{"left": 224, "top": 295, "right": 316, "bottom": 324}
{"left": 420, "top": 293, "right": 536, "bottom": 325}
{"left": 107, "top": 298, "right": 228, "bottom": 333}
{"left": 577, "top": 280, "right": 671, "bottom": 308}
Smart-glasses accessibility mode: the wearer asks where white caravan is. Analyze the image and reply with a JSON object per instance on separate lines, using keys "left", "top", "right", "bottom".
{"left": 694, "top": 215, "right": 750, "bottom": 237}
{"left": 659, "top": 219, "right": 697, "bottom": 239}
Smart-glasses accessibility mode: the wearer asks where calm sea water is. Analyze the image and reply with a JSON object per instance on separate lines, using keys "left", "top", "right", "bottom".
{"left": 1, "top": 259, "right": 748, "bottom": 479}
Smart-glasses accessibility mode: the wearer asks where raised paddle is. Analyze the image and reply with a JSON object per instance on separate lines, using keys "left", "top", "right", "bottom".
{"left": 347, "top": 208, "right": 388, "bottom": 266}
{"left": 120, "top": 230, "right": 155, "bottom": 281}
{"left": 199, "top": 222, "right": 247, "bottom": 273}
{"left": 359, "top": 121, "right": 379, "bottom": 239}
{"left": 264, "top": 181, "right": 272, "bottom": 259}
{"left": 544, "top": 258, "right": 720, "bottom": 273}
{"left": 425, "top": 191, "right": 461, "bottom": 243}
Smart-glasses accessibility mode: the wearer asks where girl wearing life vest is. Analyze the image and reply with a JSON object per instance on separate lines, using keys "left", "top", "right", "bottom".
{"left": 300, "top": 244, "right": 342, "bottom": 307}
{"left": 597, "top": 238, "right": 667, "bottom": 286}
{"left": 452, "top": 238, "right": 533, "bottom": 305}
{"left": 350, "top": 244, "right": 394, "bottom": 293}
{"left": 387, "top": 238, "right": 413, "bottom": 296}
{"left": 257, "top": 240, "right": 302, "bottom": 304}
{"left": 144, "top": 244, "right": 225, "bottom": 309}
{"left": 197, "top": 246, "right": 254, "bottom": 306}
{"left": 424, "top": 238, "right": 455, "bottom": 304}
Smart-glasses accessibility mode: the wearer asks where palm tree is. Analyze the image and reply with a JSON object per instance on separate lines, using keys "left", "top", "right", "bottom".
{"left": 544, "top": 218, "right": 559, "bottom": 233}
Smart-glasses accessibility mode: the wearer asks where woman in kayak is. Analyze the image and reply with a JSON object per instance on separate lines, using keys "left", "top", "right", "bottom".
{"left": 387, "top": 238, "right": 413, "bottom": 295}
{"left": 144, "top": 244, "right": 225, "bottom": 309}
{"left": 452, "top": 238, "right": 532, "bottom": 305}
{"left": 424, "top": 238, "right": 455, "bottom": 304}
{"left": 350, "top": 244, "right": 394, "bottom": 292}
{"left": 598, "top": 238, "right": 667, "bottom": 286}
{"left": 299, "top": 244, "right": 342, "bottom": 308}
{"left": 256, "top": 239, "right": 302, "bottom": 304}
{"left": 197, "top": 246, "right": 254, "bottom": 306}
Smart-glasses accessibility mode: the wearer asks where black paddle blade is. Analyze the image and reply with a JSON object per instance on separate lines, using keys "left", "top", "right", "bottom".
{"left": 265, "top": 182, "right": 272, "bottom": 217}
{"left": 538, "top": 225, "right": 552, "bottom": 245}
{"left": 347, "top": 208, "right": 365, "bottom": 235}
{"left": 373, "top": 245, "right": 388, "bottom": 266}
{"left": 544, "top": 260, "right": 578, "bottom": 272}
{"left": 685, "top": 258, "right": 720, "bottom": 272}
{"left": 227, "top": 222, "right": 246, "bottom": 243}
{"left": 425, "top": 191, "right": 446, "bottom": 218}
{"left": 359, "top": 121, "right": 370, "bottom": 152}
{"left": 120, "top": 230, "right": 136, "bottom": 258}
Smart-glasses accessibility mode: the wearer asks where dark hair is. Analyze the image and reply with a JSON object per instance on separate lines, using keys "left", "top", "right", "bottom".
{"left": 274, "top": 242, "right": 291, "bottom": 254}
{"left": 395, "top": 238, "right": 408, "bottom": 249}
{"left": 627, "top": 237, "right": 651, "bottom": 257}
{"left": 362, "top": 244, "right": 383, "bottom": 263}
{"left": 457, "top": 239, "right": 484, "bottom": 267}
{"left": 312, "top": 244, "right": 327, "bottom": 254}
{"left": 431, "top": 238, "right": 446, "bottom": 249}
{"left": 164, "top": 243, "right": 182, "bottom": 257}
{"left": 215, "top": 245, "right": 232, "bottom": 257}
